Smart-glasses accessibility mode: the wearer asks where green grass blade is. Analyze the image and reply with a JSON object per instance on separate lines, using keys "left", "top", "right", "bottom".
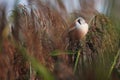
{"left": 19, "top": 45, "right": 55, "bottom": 80}
{"left": 74, "top": 50, "right": 81, "bottom": 73}
{"left": 108, "top": 49, "right": 120, "bottom": 79}
{"left": 50, "top": 50, "right": 74, "bottom": 56}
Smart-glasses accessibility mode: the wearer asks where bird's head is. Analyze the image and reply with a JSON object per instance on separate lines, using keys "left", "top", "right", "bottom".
{"left": 75, "top": 17, "right": 86, "bottom": 29}
{"left": 68, "top": 17, "right": 89, "bottom": 40}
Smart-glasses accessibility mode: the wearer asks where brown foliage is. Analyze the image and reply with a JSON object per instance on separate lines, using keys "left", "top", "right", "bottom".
{"left": 11, "top": 1, "right": 72, "bottom": 79}
{"left": 0, "top": 1, "right": 118, "bottom": 80}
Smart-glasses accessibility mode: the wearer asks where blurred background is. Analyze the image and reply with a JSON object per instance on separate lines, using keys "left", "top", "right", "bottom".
{"left": 0, "top": 0, "right": 109, "bottom": 14}
{"left": 0, "top": 0, "right": 120, "bottom": 80}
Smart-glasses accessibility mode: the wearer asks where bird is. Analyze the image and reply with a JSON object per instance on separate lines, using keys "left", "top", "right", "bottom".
{"left": 67, "top": 17, "right": 89, "bottom": 64}
{"left": 68, "top": 17, "right": 89, "bottom": 41}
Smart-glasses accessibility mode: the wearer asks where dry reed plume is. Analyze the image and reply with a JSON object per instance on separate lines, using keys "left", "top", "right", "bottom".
{"left": 0, "top": 0, "right": 119, "bottom": 80}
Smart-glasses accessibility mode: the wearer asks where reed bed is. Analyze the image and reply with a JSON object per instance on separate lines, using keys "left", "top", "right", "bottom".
{"left": 0, "top": 0, "right": 119, "bottom": 80}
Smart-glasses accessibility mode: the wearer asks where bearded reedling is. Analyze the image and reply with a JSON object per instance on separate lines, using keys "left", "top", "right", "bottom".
{"left": 68, "top": 17, "right": 89, "bottom": 68}
{"left": 68, "top": 17, "right": 89, "bottom": 41}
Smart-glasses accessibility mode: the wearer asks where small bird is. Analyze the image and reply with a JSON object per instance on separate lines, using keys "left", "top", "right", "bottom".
{"left": 67, "top": 17, "right": 89, "bottom": 64}
{"left": 68, "top": 17, "right": 89, "bottom": 40}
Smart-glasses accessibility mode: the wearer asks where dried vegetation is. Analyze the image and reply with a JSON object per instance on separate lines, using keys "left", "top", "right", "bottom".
{"left": 0, "top": 0, "right": 119, "bottom": 80}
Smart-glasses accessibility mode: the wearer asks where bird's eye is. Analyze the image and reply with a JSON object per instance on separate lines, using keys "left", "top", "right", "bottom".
{"left": 78, "top": 19, "right": 81, "bottom": 24}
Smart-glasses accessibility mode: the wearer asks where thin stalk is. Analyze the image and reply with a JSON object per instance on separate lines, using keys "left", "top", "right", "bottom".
{"left": 88, "top": 15, "right": 96, "bottom": 26}
{"left": 107, "top": 49, "right": 120, "bottom": 79}
{"left": 74, "top": 50, "right": 81, "bottom": 73}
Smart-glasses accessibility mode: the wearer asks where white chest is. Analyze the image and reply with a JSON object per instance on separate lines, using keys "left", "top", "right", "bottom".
{"left": 75, "top": 22, "right": 88, "bottom": 35}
